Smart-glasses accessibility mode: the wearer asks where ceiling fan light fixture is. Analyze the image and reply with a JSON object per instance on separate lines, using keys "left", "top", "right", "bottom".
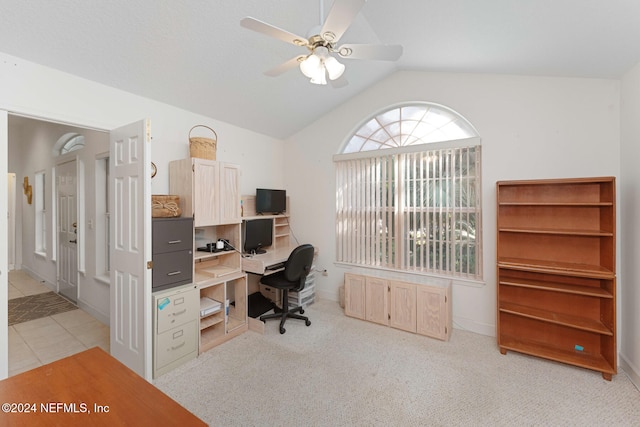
{"left": 300, "top": 46, "right": 344, "bottom": 84}
{"left": 324, "top": 56, "right": 345, "bottom": 80}
{"left": 299, "top": 54, "right": 322, "bottom": 78}
{"left": 310, "top": 70, "right": 327, "bottom": 85}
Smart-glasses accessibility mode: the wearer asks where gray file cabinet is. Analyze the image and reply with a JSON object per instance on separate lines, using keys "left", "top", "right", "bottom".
{"left": 152, "top": 217, "right": 193, "bottom": 291}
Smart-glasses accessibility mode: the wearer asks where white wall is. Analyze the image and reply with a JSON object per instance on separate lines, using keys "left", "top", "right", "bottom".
{"left": 0, "top": 52, "right": 285, "bottom": 197}
{"left": 285, "top": 70, "right": 621, "bottom": 336}
{"left": 620, "top": 61, "right": 640, "bottom": 387}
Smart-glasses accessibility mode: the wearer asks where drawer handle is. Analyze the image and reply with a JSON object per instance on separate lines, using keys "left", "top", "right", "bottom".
{"left": 173, "top": 309, "right": 187, "bottom": 316}
{"left": 168, "top": 240, "right": 182, "bottom": 244}
{"left": 167, "top": 271, "right": 182, "bottom": 276}
{"left": 171, "top": 342, "right": 185, "bottom": 351}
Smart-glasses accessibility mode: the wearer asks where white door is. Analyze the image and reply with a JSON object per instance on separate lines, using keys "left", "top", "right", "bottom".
{"left": 1, "top": 110, "right": 8, "bottom": 379}
{"left": 7, "top": 173, "right": 15, "bottom": 270}
{"left": 57, "top": 160, "right": 78, "bottom": 302}
{"left": 110, "top": 119, "right": 152, "bottom": 380}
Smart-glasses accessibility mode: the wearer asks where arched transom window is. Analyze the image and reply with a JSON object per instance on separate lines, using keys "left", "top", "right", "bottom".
{"left": 335, "top": 103, "right": 483, "bottom": 280}
{"left": 343, "top": 103, "right": 478, "bottom": 154}
{"left": 53, "top": 132, "right": 85, "bottom": 156}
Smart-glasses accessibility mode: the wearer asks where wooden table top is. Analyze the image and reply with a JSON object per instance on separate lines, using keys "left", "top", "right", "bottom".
{"left": 0, "top": 347, "right": 206, "bottom": 426}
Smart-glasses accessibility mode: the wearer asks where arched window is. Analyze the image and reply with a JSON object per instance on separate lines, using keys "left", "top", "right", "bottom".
{"left": 342, "top": 103, "right": 478, "bottom": 153}
{"left": 53, "top": 132, "right": 85, "bottom": 156}
{"left": 335, "top": 103, "right": 482, "bottom": 280}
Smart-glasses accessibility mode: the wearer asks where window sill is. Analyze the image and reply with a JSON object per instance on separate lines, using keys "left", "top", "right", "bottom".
{"left": 34, "top": 251, "right": 47, "bottom": 259}
{"left": 95, "top": 274, "right": 110, "bottom": 286}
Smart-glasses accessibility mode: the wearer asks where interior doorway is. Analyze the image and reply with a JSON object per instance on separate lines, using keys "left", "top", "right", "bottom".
{"left": 3, "top": 114, "right": 112, "bottom": 378}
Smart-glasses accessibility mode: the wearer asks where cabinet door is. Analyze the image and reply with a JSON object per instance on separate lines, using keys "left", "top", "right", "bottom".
{"left": 416, "top": 285, "right": 449, "bottom": 340}
{"left": 193, "top": 159, "right": 219, "bottom": 226}
{"left": 344, "top": 274, "right": 366, "bottom": 320}
{"left": 219, "top": 163, "right": 241, "bottom": 224}
{"left": 365, "top": 277, "right": 389, "bottom": 325}
{"left": 389, "top": 281, "right": 416, "bottom": 333}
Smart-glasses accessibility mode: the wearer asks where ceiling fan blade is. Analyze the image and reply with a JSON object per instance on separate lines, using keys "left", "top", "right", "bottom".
{"left": 320, "top": 0, "right": 366, "bottom": 43}
{"left": 337, "top": 44, "right": 403, "bottom": 61}
{"left": 264, "top": 56, "right": 306, "bottom": 77}
{"left": 241, "top": 17, "right": 309, "bottom": 47}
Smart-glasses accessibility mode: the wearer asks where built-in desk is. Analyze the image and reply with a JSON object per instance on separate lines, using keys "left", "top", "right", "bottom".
{"left": 243, "top": 245, "right": 295, "bottom": 334}
{"left": 242, "top": 245, "right": 296, "bottom": 275}
{"left": 242, "top": 245, "right": 319, "bottom": 334}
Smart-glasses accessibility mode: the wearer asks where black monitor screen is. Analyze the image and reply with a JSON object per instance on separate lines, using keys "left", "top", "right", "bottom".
{"left": 255, "top": 189, "right": 286, "bottom": 214}
{"left": 243, "top": 218, "right": 273, "bottom": 254}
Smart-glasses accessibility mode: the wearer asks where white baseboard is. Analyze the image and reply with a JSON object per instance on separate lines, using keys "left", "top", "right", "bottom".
{"left": 619, "top": 354, "right": 640, "bottom": 391}
{"left": 76, "top": 300, "right": 109, "bottom": 326}
{"left": 453, "top": 316, "right": 495, "bottom": 337}
{"left": 18, "top": 266, "right": 56, "bottom": 292}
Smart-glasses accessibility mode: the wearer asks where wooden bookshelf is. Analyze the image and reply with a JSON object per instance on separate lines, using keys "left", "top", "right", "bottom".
{"left": 496, "top": 177, "right": 616, "bottom": 380}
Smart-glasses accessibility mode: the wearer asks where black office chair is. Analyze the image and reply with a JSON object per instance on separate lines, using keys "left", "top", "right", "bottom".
{"left": 260, "top": 244, "right": 314, "bottom": 334}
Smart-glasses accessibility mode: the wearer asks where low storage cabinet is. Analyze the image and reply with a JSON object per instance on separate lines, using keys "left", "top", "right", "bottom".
{"left": 496, "top": 177, "right": 617, "bottom": 380}
{"left": 344, "top": 273, "right": 451, "bottom": 341}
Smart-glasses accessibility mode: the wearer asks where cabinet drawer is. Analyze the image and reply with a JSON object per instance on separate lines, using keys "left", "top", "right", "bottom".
{"left": 156, "top": 288, "right": 199, "bottom": 333}
{"left": 152, "top": 250, "right": 193, "bottom": 290}
{"left": 153, "top": 217, "right": 193, "bottom": 254}
{"left": 155, "top": 320, "right": 198, "bottom": 369}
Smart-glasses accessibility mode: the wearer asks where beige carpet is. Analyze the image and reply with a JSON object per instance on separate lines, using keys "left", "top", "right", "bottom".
{"left": 154, "top": 299, "right": 640, "bottom": 426}
{"left": 8, "top": 292, "right": 78, "bottom": 326}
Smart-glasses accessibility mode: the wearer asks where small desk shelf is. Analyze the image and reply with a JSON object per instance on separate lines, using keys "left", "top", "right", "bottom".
{"left": 197, "top": 270, "right": 247, "bottom": 354}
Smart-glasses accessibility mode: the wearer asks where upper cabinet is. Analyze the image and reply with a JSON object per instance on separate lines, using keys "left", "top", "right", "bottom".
{"left": 169, "top": 158, "right": 241, "bottom": 227}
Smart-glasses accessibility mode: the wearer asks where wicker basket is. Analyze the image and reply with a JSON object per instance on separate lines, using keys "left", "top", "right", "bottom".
{"left": 189, "top": 125, "right": 217, "bottom": 160}
{"left": 152, "top": 195, "right": 182, "bottom": 218}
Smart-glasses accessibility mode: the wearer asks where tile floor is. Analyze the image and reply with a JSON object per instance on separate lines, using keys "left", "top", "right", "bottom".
{"left": 7, "top": 270, "right": 110, "bottom": 377}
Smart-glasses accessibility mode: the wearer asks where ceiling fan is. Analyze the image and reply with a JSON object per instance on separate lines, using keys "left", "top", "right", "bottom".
{"left": 240, "top": 0, "right": 403, "bottom": 86}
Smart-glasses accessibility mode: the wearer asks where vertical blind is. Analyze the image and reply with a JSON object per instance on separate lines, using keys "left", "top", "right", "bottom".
{"left": 336, "top": 145, "right": 482, "bottom": 279}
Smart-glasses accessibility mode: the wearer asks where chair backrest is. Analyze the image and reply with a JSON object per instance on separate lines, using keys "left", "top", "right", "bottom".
{"left": 283, "top": 244, "right": 315, "bottom": 287}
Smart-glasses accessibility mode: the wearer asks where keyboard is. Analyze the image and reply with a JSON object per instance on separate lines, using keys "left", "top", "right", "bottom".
{"left": 265, "top": 262, "right": 285, "bottom": 271}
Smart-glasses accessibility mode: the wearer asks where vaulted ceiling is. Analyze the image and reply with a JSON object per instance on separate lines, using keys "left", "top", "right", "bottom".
{"left": 1, "top": 0, "right": 640, "bottom": 139}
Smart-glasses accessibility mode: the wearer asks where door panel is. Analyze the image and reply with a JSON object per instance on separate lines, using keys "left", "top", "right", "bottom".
{"left": 193, "top": 160, "right": 218, "bottom": 226}
{"left": 344, "top": 273, "right": 366, "bottom": 320}
{"left": 57, "top": 160, "right": 78, "bottom": 302}
{"left": 365, "top": 277, "right": 389, "bottom": 325}
{"left": 110, "top": 119, "right": 151, "bottom": 379}
{"left": 389, "top": 281, "right": 417, "bottom": 333}
{"left": 7, "top": 173, "right": 15, "bottom": 270}
{"left": 1, "top": 110, "right": 8, "bottom": 379}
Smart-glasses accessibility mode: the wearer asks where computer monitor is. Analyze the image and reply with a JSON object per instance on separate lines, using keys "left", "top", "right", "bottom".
{"left": 255, "top": 188, "right": 286, "bottom": 214}
{"left": 243, "top": 218, "right": 273, "bottom": 254}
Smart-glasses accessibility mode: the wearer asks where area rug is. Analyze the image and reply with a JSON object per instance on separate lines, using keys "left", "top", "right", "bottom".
{"left": 8, "top": 292, "right": 78, "bottom": 326}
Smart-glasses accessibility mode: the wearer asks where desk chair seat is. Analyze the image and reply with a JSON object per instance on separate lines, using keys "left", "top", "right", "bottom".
{"left": 259, "top": 244, "right": 314, "bottom": 334}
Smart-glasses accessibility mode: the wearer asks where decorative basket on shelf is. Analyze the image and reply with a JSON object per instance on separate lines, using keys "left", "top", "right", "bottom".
{"left": 152, "top": 195, "right": 182, "bottom": 218}
{"left": 189, "top": 125, "right": 217, "bottom": 160}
